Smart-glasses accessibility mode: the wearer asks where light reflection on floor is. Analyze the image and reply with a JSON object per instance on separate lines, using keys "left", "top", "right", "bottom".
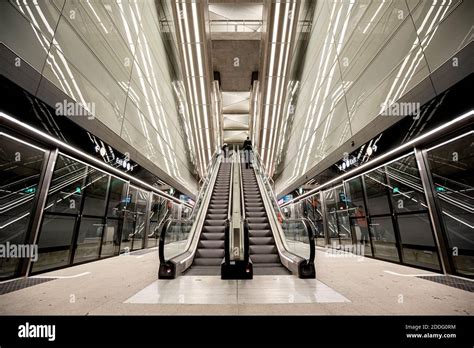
{"left": 125, "top": 275, "right": 351, "bottom": 304}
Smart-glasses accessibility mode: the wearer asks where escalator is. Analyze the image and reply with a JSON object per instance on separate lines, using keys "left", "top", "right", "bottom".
{"left": 158, "top": 153, "right": 231, "bottom": 278}
{"left": 242, "top": 164, "right": 289, "bottom": 275}
{"left": 158, "top": 150, "right": 315, "bottom": 279}
{"left": 187, "top": 162, "right": 231, "bottom": 275}
{"left": 246, "top": 150, "right": 316, "bottom": 279}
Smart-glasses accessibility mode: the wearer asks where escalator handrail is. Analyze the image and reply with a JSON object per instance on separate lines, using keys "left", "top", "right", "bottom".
{"left": 227, "top": 152, "right": 234, "bottom": 223}
{"left": 224, "top": 218, "right": 230, "bottom": 264}
{"left": 158, "top": 153, "right": 222, "bottom": 276}
{"left": 159, "top": 151, "right": 220, "bottom": 229}
{"left": 251, "top": 149, "right": 315, "bottom": 276}
{"left": 224, "top": 151, "right": 234, "bottom": 265}
{"left": 239, "top": 149, "right": 250, "bottom": 264}
{"left": 238, "top": 149, "right": 246, "bottom": 221}
{"left": 158, "top": 218, "right": 193, "bottom": 264}
{"left": 158, "top": 219, "right": 171, "bottom": 264}
{"left": 188, "top": 151, "right": 221, "bottom": 219}
{"left": 253, "top": 150, "right": 282, "bottom": 213}
{"left": 281, "top": 217, "right": 316, "bottom": 265}
{"left": 243, "top": 218, "right": 250, "bottom": 264}
{"left": 148, "top": 205, "right": 170, "bottom": 238}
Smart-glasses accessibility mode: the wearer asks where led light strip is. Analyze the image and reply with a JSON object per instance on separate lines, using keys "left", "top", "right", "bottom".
{"left": 280, "top": 109, "right": 474, "bottom": 207}
{"left": 0, "top": 112, "right": 193, "bottom": 208}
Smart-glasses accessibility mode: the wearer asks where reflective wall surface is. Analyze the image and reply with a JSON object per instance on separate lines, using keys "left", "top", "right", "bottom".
{"left": 0, "top": 0, "right": 197, "bottom": 193}
{"left": 275, "top": 0, "right": 473, "bottom": 195}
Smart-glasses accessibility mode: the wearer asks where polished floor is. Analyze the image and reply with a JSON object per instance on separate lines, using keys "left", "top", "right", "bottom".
{"left": 0, "top": 246, "right": 472, "bottom": 315}
{"left": 125, "top": 275, "right": 350, "bottom": 304}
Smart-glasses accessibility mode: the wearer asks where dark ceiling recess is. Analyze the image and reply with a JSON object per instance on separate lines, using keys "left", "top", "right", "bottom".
{"left": 214, "top": 71, "right": 221, "bottom": 86}
{"left": 251, "top": 71, "right": 259, "bottom": 84}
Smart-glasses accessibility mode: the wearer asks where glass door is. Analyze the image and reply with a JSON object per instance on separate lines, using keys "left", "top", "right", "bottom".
{"left": 0, "top": 133, "right": 47, "bottom": 279}
{"left": 426, "top": 132, "right": 474, "bottom": 277}
{"left": 120, "top": 185, "right": 149, "bottom": 252}
{"left": 324, "top": 185, "right": 352, "bottom": 249}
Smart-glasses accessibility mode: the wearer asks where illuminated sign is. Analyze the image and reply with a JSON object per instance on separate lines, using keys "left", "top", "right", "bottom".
{"left": 278, "top": 194, "right": 293, "bottom": 205}
{"left": 336, "top": 134, "right": 383, "bottom": 172}
{"left": 88, "top": 132, "right": 137, "bottom": 172}
{"left": 23, "top": 187, "right": 36, "bottom": 194}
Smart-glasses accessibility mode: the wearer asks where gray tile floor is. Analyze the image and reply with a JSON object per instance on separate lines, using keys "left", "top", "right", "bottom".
{"left": 125, "top": 275, "right": 350, "bottom": 304}
{"left": 1, "top": 245, "right": 472, "bottom": 315}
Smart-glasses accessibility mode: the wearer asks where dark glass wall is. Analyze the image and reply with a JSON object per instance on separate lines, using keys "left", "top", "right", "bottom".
{"left": 33, "top": 153, "right": 130, "bottom": 273}
{"left": 283, "top": 150, "right": 456, "bottom": 271}
{"left": 0, "top": 133, "right": 46, "bottom": 279}
{"left": 426, "top": 132, "right": 473, "bottom": 277}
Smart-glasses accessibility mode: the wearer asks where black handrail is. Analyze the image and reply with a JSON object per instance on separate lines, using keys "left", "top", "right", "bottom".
{"left": 158, "top": 153, "right": 222, "bottom": 278}
{"left": 243, "top": 218, "right": 250, "bottom": 265}
{"left": 148, "top": 204, "right": 170, "bottom": 238}
{"left": 223, "top": 151, "right": 234, "bottom": 267}
{"left": 158, "top": 219, "right": 175, "bottom": 278}
{"left": 252, "top": 149, "right": 315, "bottom": 278}
{"left": 239, "top": 150, "right": 251, "bottom": 266}
{"left": 299, "top": 218, "right": 316, "bottom": 267}
{"left": 224, "top": 218, "right": 230, "bottom": 265}
{"left": 281, "top": 217, "right": 316, "bottom": 278}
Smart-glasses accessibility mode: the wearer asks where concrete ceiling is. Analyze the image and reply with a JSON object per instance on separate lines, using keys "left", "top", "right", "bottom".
{"left": 211, "top": 40, "right": 260, "bottom": 91}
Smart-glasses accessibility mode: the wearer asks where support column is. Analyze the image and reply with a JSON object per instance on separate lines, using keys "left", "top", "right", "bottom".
{"left": 414, "top": 148, "right": 454, "bottom": 275}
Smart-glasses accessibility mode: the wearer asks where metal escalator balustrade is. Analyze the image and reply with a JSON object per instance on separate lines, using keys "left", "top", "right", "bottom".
{"left": 158, "top": 152, "right": 226, "bottom": 278}
{"left": 221, "top": 149, "right": 252, "bottom": 279}
{"left": 189, "top": 161, "right": 231, "bottom": 273}
{"left": 242, "top": 159, "right": 285, "bottom": 273}
{"left": 251, "top": 150, "right": 316, "bottom": 278}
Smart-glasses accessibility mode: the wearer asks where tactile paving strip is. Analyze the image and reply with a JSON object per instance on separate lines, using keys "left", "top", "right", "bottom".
{"left": 417, "top": 275, "right": 474, "bottom": 292}
{"left": 0, "top": 278, "right": 54, "bottom": 295}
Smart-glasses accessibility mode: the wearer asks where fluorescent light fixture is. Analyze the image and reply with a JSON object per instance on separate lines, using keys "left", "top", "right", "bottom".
{"left": 281, "top": 110, "right": 474, "bottom": 206}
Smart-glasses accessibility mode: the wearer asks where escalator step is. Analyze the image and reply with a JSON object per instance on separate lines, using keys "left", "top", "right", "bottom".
{"left": 248, "top": 230, "right": 272, "bottom": 237}
{"left": 211, "top": 200, "right": 227, "bottom": 205}
{"left": 204, "top": 219, "right": 226, "bottom": 226}
{"left": 247, "top": 217, "right": 268, "bottom": 224}
{"left": 245, "top": 198, "right": 262, "bottom": 203}
{"left": 196, "top": 248, "right": 225, "bottom": 258}
{"left": 249, "top": 245, "right": 277, "bottom": 254}
{"left": 249, "top": 237, "right": 274, "bottom": 245}
{"left": 208, "top": 208, "right": 227, "bottom": 214}
{"left": 206, "top": 214, "right": 227, "bottom": 220}
{"left": 201, "top": 232, "right": 225, "bottom": 240}
{"left": 203, "top": 226, "right": 225, "bottom": 232}
{"left": 248, "top": 223, "right": 270, "bottom": 229}
{"left": 199, "top": 240, "right": 225, "bottom": 249}
{"left": 210, "top": 204, "right": 227, "bottom": 209}
{"left": 193, "top": 258, "right": 223, "bottom": 266}
{"left": 251, "top": 254, "right": 280, "bottom": 263}
{"left": 246, "top": 211, "right": 266, "bottom": 217}
{"left": 246, "top": 207, "right": 264, "bottom": 213}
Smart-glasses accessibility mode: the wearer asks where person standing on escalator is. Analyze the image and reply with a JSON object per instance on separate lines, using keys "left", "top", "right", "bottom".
{"left": 243, "top": 137, "right": 252, "bottom": 169}
{"left": 222, "top": 143, "right": 229, "bottom": 159}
